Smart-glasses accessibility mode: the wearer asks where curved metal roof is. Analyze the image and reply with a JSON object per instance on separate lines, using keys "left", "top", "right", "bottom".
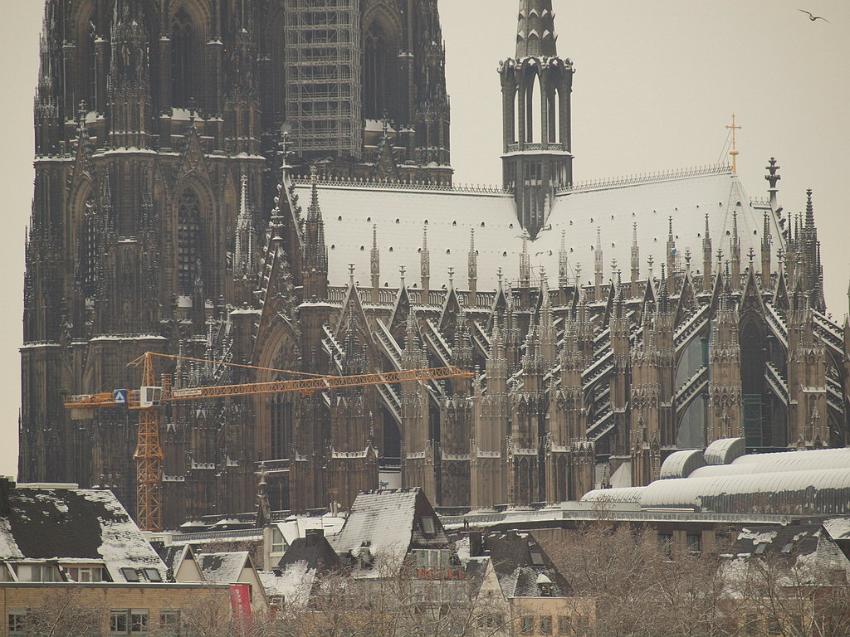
{"left": 659, "top": 449, "right": 706, "bottom": 480}
{"left": 703, "top": 437, "right": 745, "bottom": 466}
{"left": 580, "top": 487, "right": 644, "bottom": 504}
{"left": 638, "top": 467, "right": 850, "bottom": 509}
{"left": 691, "top": 446, "right": 850, "bottom": 479}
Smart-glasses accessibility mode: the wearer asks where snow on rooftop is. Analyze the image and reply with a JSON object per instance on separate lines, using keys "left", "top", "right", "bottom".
{"left": 823, "top": 517, "right": 850, "bottom": 541}
{"left": 691, "top": 446, "right": 850, "bottom": 479}
{"left": 198, "top": 551, "right": 249, "bottom": 584}
{"left": 297, "top": 168, "right": 775, "bottom": 292}
{"left": 259, "top": 562, "right": 316, "bottom": 607}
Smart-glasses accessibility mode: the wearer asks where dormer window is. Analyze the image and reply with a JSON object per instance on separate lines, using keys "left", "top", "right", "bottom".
{"left": 421, "top": 516, "right": 436, "bottom": 537}
{"left": 65, "top": 565, "right": 103, "bottom": 582}
{"left": 271, "top": 527, "right": 286, "bottom": 554}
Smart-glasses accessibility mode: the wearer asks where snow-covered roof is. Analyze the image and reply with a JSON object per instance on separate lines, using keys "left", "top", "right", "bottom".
{"left": 660, "top": 449, "right": 706, "bottom": 480}
{"left": 691, "top": 446, "right": 850, "bottom": 479}
{"left": 197, "top": 551, "right": 251, "bottom": 584}
{"left": 295, "top": 167, "right": 773, "bottom": 291}
{"left": 259, "top": 562, "right": 316, "bottom": 606}
{"left": 273, "top": 514, "right": 345, "bottom": 547}
{"left": 329, "top": 488, "right": 447, "bottom": 578}
{"left": 583, "top": 467, "right": 850, "bottom": 511}
{"left": 703, "top": 437, "right": 745, "bottom": 466}
{"left": 823, "top": 517, "right": 850, "bottom": 541}
{"left": 0, "top": 484, "right": 166, "bottom": 583}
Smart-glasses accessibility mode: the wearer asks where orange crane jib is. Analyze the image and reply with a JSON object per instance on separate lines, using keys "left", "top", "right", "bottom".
{"left": 60, "top": 351, "right": 473, "bottom": 533}
{"left": 64, "top": 366, "right": 473, "bottom": 409}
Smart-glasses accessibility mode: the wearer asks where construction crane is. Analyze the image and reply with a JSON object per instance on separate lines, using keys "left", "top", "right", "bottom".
{"left": 64, "top": 351, "right": 473, "bottom": 532}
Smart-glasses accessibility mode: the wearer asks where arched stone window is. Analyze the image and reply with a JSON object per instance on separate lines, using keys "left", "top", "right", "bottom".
{"left": 364, "top": 23, "right": 389, "bottom": 119}
{"left": 270, "top": 396, "right": 293, "bottom": 460}
{"left": 80, "top": 196, "right": 98, "bottom": 297}
{"left": 85, "top": 19, "right": 97, "bottom": 111}
{"left": 177, "top": 190, "right": 201, "bottom": 295}
{"left": 171, "top": 10, "right": 195, "bottom": 108}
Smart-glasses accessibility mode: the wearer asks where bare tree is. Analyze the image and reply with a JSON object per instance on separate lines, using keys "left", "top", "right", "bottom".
{"left": 22, "top": 587, "right": 103, "bottom": 637}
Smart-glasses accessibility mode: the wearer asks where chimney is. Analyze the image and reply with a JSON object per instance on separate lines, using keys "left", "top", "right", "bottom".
{"left": 469, "top": 531, "right": 484, "bottom": 558}
{"left": 305, "top": 528, "right": 324, "bottom": 546}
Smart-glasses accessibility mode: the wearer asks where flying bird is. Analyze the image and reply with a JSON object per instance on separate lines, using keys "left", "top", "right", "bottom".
{"left": 798, "top": 9, "right": 830, "bottom": 23}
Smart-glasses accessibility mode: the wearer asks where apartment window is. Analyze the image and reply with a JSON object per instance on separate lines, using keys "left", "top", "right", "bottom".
{"left": 8, "top": 610, "right": 26, "bottom": 634}
{"left": 540, "top": 615, "right": 553, "bottom": 634}
{"left": 16, "top": 563, "right": 59, "bottom": 582}
{"left": 658, "top": 532, "right": 673, "bottom": 558}
{"left": 143, "top": 568, "right": 162, "bottom": 582}
{"left": 110, "top": 610, "right": 129, "bottom": 634}
{"left": 521, "top": 615, "right": 534, "bottom": 634}
{"left": 271, "top": 527, "right": 286, "bottom": 554}
{"left": 121, "top": 567, "right": 140, "bottom": 582}
{"left": 130, "top": 609, "right": 149, "bottom": 633}
{"left": 558, "top": 616, "right": 570, "bottom": 634}
{"left": 66, "top": 566, "right": 103, "bottom": 582}
{"left": 576, "top": 615, "right": 590, "bottom": 636}
{"left": 687, "top": 533, "right": 702, "bottom": 554}
{"left": 767, "top": 618, "right": 781, "bottom": 635}
{"left": 159, "top": 610, "right": 181, "bottom": 635}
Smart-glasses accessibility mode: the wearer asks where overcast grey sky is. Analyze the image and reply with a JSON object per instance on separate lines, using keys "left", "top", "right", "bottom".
{"left": 0, "top": 1, "right": 848, "bottom": 477}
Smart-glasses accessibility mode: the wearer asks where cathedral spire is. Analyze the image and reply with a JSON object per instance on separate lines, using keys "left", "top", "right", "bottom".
{"left": 500, "top": 0, "right": 574, "bottom": 236}
{"left": 761, "top": 210, "right": 772, "bottom": 290}
{"left": 765, "top": 157, "right": 781, "bottom": 209}
{"left": 666, "top": 216, "right": 676, "bottom": 295}
{"left": 515, "top": 0, "right": 558, "bottom": 58}
{"left": 303, "top": 167, "right": 328, "bottom": 300}
{"left": 730, "top": 207, "right": 741, "bottom": 290}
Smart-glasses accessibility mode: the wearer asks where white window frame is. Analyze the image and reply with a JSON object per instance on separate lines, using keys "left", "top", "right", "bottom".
{"left": 271, "top": 527, "right": 286, "bottom": 554}
{"left": 110, "top": 609, "right": 129, "bottom": 635}
{"left": 130, "top": 609, "right": 149, "bottom": 633}
{"left": 8, "top": 609, "right": 27, "bottom": 634}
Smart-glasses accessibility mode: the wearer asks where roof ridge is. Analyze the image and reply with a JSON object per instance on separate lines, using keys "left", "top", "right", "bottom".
{"left": 558, "top": 163, "right": 732, "bottom": 195}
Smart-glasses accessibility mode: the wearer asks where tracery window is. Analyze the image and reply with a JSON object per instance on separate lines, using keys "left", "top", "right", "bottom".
{"left": 171, "top": 10, "right": 194, "bottom": 108}
{"left": 364, "top": 24, "right": 389, "bottom": 119}
{"left": 270, "top": 396, "right": 293, "bottom": 459}
{"left": 177, "top": 190, "right": 201, "bottom": 295}
{"left": 81, "top": 197, "right": 98, "bottom": 297}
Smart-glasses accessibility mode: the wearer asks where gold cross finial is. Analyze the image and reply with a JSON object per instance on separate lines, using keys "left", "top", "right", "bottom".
{"left": 726, "top": 113, "right": 742, "bottom": 174}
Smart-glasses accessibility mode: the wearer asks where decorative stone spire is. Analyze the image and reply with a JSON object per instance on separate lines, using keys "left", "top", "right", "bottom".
{"left": 420, "top": 224, "right": 430, "bottom": 300}
{"left": 702, "top": 213, "right": 712, "bottom": 293}
{"left": 370, "top": 224, "right": 380, "bottom": 302}
{"left": 594, "top": 227, "right": 603, "bottom": 300}
{"left": 558, "top": 230, "right": 569, "bottom": 289}
{"left": 765, "top": 157, "right": 781, "bottom": 209}
{"left": 539, "top": 273, "right": 557, "bottom": 368}
{"left": 630, "top": 223, "right": 640, "bottom": 292}
{"left": 730, "top": 207, "right": 741, "bottom": 290}
{"left": 666, "top": 216, "right": 676, "bottom": 295}
{"left": 468, "top": 229, "right": 478, "bottom": 302}
{"left": 761, "top": 211, "right": 772, "bottom": 290}
{"left": 303, "top": 166, "right": 328, "bottom": 300}
{"left": 519, "top": 231, "right": 531, "bottom": 286}
{"left": 234, "top": 171, "right": 256, "bottom": 278}
{"left": 515, "top": 0, "right": 558, "bottom": 58}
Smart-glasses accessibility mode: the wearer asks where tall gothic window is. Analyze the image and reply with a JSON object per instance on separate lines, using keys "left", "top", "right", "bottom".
{"left": 81, "top": 198, "right": 98, "bottom": 297}
{"left": 171, "top": 10, "right": 194, "bottom": 108}
{"left": 177, "top": 190, "right": 201, "bottom": 295}
{"left": 86, "top": 20, "right": 97, "bottom": 112}
{"left": 364, "top": 24, "right": 389, "bottom": 119}
{"left": 270, "top": 396, "right": 293, "bottom": 459}
{"left": 740, "top": 320, "right": 766, "bottom": 447}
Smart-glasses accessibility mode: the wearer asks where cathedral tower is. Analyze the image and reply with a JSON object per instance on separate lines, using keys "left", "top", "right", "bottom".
{"left": 499, "top": 0, "right": 574, "bottom": 237}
